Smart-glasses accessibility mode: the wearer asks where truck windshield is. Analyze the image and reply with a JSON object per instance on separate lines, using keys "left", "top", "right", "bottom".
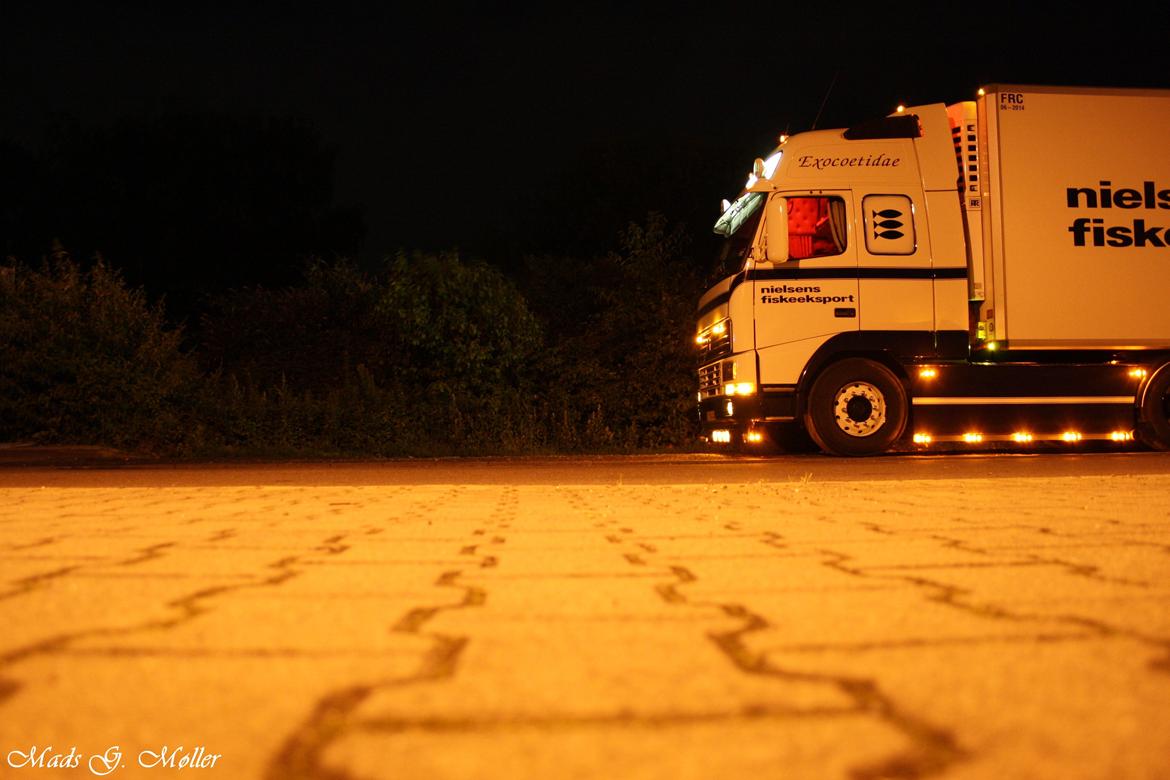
{"left": 712, "top": 192, "right": 763, "bottom": 277}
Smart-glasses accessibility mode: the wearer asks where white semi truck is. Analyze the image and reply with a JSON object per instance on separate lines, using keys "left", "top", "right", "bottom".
{"left": 696, "top": 84, "right": 1170, "bottom": 455}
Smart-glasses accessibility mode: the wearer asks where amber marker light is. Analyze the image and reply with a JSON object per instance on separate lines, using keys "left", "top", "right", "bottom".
{"left": 1111, "top": 431, "right": 1135, "bottom": 442}
{"left": 913, "top": 433, "right": 932, "bottom": 444}
{"left": 745, "top": 431, "right": 764, "bottom": 444}
{"left": 963, "top": 433, "right": 984, "bottom": 444}
{"left": 1129, "top": 368, "right": 1148, "bottom": 379}
{"left": 918, "top": 367, "right": 938, "bottom": 379}
{"left": 1062, "top": 432, "right": 1083, "bottom": 442}
{"left": 1013, "top": 432, "right": 1034, "bottom": 443}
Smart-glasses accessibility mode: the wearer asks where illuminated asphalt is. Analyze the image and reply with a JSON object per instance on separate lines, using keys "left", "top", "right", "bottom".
{"left": 2, "top": 453, "right": 1169, "bottom": 778}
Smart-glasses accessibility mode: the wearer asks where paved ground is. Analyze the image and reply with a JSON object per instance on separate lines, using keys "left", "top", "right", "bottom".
{"left": 1, "top": 455, "right": 1169, "bottom": 778}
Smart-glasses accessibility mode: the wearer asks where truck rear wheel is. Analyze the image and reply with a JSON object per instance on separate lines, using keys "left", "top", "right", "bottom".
{"left": 1139, "top": 365, "right": 1170, "bottom": 450}
{"left": 804, "top": 358, "right": 908, "bottom": 456}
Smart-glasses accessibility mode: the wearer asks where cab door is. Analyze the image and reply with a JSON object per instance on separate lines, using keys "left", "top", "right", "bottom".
{"left": 755, "top": 190, "right": 859, "bottom": 385}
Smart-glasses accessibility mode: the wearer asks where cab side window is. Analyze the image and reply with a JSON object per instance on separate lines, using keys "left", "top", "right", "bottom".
{"left": 862, "top": 194, "right": 916, "bottom": 255}
{"left": 788, "top": 196, "right": 847, "bottom": 259}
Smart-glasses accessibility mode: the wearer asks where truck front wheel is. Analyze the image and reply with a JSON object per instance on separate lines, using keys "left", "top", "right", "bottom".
{"left": 1138, "top": 364, "right": 1170, "bottom": 450}
{"left": 804, "top": 358, "right": 908, "bottom": 456}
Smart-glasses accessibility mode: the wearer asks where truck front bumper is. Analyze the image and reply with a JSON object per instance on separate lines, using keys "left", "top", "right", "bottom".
{"left": 698, "top": 389, "right": 798, "bottom": 445}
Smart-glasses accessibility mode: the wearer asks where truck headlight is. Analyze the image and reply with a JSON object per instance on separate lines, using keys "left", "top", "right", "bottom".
{"left": 724, "top": 382, "right": 756, "bottom": 396}
{"left": 696, "top": 318, "right": 731, "bottom": 349}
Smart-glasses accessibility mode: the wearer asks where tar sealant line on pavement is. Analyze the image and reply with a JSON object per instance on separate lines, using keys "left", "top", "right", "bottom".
{"left": 264, "top": 519, "right": 501, "bottom": 779}
{"left": 712, "top": 601, "right": 967, "bottom": 780}
{"left": 0, "top": 563, "right": 88, "bottom": 602}
{"left": 585, "top": 503, "right": 972, "bottom": 780}
{"left": 0, "top": 531, "right": 356, "bottom": 707}
{"left": 646, "top": 555, "right": 970, "bottom": 779}
{"left": 4, "top": 535, "right": 61, "bottom": 551}
{"left": 925, "top": 531, "right": 1156, "bottom": 588}
{"left": 817, "top": 547, "right": 1170, "bottom": 674}
{"left": 267, "top": 567, "right": 487, "bottom": 771}
{"left": 0, "top": 539, "right": 178, "bottom": 601}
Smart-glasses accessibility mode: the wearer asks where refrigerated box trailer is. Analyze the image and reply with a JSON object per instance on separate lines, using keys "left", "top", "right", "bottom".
{"left": 696, "top": 84, "right": 1170, "bottom": 455}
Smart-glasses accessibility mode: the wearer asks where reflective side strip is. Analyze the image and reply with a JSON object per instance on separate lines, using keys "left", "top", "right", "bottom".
{"left": 912, "top": 396, "right": 1134, "bottom": 406}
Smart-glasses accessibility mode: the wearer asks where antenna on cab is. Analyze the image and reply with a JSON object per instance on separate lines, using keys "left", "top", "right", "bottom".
{"left": 811, "top": 70, "right": 839, "bottom": 130}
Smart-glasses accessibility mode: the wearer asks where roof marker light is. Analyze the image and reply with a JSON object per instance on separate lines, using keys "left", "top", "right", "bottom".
{"left": 896, "top": 104, "right": 906, "bottom": 114}
{"left": 977, "top": 88, "right": 986, "bottom": 97}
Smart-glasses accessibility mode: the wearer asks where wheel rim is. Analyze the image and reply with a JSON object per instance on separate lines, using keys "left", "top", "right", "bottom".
{"left": 833, "top": 381, "right": 886, "bottom": 437}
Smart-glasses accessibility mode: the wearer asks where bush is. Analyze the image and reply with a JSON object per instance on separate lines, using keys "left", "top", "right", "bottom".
{"left": 524, "top": 214, "right": 702, "bottom": 449}
{"left": 197, "top": 252, "right": 543, "bottom": 454}
{"left": 0, "top": 253, "right": 198, "bottom": 449}
{"left": 198, "top": 260, "right": 385, "bottom": 393}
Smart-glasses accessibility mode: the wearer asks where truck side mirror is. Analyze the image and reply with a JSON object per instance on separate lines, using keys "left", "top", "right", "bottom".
{"left": 764, "top": 196, "right": 789, "bottom": 263}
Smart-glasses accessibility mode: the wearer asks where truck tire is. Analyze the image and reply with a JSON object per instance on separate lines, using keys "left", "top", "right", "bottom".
{"left": 1138, "top": 364, "right": 1170, "bottom": 450}
{"left": 804, "top": 358, "right": 908, "bottom": 456}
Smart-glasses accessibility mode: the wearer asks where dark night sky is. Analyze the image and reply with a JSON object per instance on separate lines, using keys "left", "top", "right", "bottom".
{"left": 5, "top": 2, "right": 1170, "bottom": 266}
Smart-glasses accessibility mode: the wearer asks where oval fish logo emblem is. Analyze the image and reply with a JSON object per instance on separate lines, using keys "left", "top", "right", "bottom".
{"left": 872, "top": 209, "right": 905, "bottom": 240}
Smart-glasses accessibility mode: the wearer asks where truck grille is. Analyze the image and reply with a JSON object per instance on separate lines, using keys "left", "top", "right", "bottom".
{"left": 698, "top": 331, "right": 731, "bottom": 362}
{"left": 698, "top": 361, "right": 733, "bottom": 398}
{"left": 696, "top": 319, "right": 731, "bottom": 364}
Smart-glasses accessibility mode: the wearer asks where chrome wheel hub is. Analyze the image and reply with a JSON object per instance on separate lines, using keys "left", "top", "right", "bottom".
{"left": 833, "top": 382, "right": 886, "bottom": 437}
